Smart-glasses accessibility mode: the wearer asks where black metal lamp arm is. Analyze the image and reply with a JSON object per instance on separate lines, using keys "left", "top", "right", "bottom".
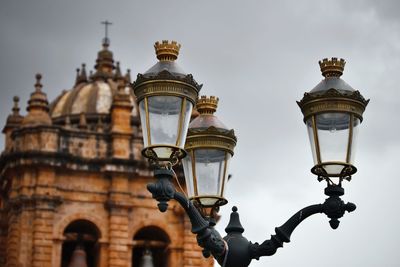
{"left": 249, "top": 185, "right": 356, "bottom": 261}
{"left": 147, "top": 168, "right": 356, "bottom": 267}
{"left": 147, "top": 168, "right": 227, "bottom": 264}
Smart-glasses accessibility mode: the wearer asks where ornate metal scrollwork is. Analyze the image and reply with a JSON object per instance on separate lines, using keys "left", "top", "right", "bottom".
{"left": 148, "top": 168, "right": 357, "bottom": 267}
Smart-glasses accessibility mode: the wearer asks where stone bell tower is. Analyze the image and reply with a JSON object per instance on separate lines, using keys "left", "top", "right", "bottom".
{"left": 0, "top": 34, "right": 213, "bottom": 267}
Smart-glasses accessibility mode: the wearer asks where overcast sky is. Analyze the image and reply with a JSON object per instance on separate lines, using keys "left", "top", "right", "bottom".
{"left": 1, "top": 1, "right": 400, "bottom": 266}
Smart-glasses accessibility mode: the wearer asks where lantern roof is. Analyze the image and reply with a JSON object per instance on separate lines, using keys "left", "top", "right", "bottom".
{"left": 189, "top": 96, "right": 229, "bottom": 131}
{"left": 310, "top": 58, "right": 355, "bottom": 93}
{"left": 186, "top": 96, "right": 237, "bottom": 156}
{"left": 133, "top": 41, "right": 202, "bottom": 103}
{"left": 143, "top": 40, "right": 187, "bottom": 78}
{"left": 298, "top": 58, "right": 369, "bottom": 123}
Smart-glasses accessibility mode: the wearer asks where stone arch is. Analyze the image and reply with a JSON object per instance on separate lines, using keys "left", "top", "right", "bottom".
{"left": 129, "top": 220, "right": 177, "bottom": 245}
{"left": 60, "top": 218, "right": 102, "bottom": 267}
{"left": 132, "top": 225, "right": 171, "bottom": 267}
{"left": 54, "top": 213, "right": 107, "bottom": 241}
{"left": 133, "top": 225, "right": 171, "bottom": 243}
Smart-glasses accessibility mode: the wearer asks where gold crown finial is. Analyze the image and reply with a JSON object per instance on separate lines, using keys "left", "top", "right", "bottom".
{"left": 196, "top": 96, "right": 219, "bottom": 115}
{"left": 319, "top": 57, "right": 346, "bottom": 78}
{"left": 154, "top": 40, "right": 181, "bottom": 61}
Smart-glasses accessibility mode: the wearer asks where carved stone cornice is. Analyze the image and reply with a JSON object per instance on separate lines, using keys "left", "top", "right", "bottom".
{"left": 104, "top": 199, "right": 132, "bottom": 214}
{"left": 0, "top": 151, "right": 147, "bottom": 175}
{"left": 8, "top": 194, "right": 63, "bottom": 212}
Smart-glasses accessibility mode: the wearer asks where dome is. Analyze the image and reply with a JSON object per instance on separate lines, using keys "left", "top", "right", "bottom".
{"left": 189, "top": 96, "right": 229, "bottom": 130}
{"left": 50, "top": 80, "right": 137, "bottom": 118}
{"left": 310, "top": 77, "right": 355, "bottom": 93}
{"left": 189, "top": 112, "right": 228, "bottom": 130}
{"left": 143, "top": 61, "right": 187, "bottom": 78}
{"left": 49, "top": 42, "right": 138, "bottom": 127}
{"left": 310, "top": 57, "right": 355, "bottom": 93}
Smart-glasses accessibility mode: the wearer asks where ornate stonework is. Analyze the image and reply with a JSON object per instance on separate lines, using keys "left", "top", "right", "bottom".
{"left": 0, "top": 41, "right": 213, "bottom": 267}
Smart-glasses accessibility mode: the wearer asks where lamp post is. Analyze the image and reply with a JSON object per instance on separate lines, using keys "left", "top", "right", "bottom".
{"left": 132, "top": 42, "right": 369, "bottom": 267}
{"left": 182, "top": 95, "right": 236, "bottom": 220}
{"left": 297, "top": 58, "right": 369, "bottom": 184}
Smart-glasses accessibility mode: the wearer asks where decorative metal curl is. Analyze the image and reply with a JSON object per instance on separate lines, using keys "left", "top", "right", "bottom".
{"left": 148, "top": 168, "right": 356, "bottom": 267}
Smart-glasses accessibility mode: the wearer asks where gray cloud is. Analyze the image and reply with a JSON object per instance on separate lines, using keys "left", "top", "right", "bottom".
{"left": 1, "top": 1, "right": 399, "bottom": 266}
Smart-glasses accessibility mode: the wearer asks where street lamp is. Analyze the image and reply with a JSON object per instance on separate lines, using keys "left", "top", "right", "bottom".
{"left": 298, "top": 58, "right": 369, "bottom": 185}
{"left": 182, "top": 95, "right": 236, "bottom": 217}
{"left": 132, "top": 42, "right": 369, "bottom": 267}
{"left": 133, "top": 40, "right": 202, "bottom": 165}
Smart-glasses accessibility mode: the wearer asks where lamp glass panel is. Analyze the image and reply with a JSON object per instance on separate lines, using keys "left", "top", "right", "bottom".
{"left": 177, "top": 101, "right": 193, "bottom": 148}
{"left": 139, "top": 96, "right": 194, "bottom": 160}
{"left": 306, "top": 119, "right": 318, "bottom": 164}
{"left": 195, "top": 149, "right": 229, "bottom": 206}
{"left": 349, "top": 117, "right": 360, "bottom": 164}
{"left": 316, "top": 112, "right": 350, "bottom": 175}
{"left": 139, "top": 100, "right": 149, "bottom": 147}
{"left": 182, "top": 155, "right": 195, "bottom": 198}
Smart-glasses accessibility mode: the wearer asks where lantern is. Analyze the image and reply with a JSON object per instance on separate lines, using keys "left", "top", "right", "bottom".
{"left": 182, "top": 96, "right": 237, "bottom": 210}
{"left": 132, "top": 40, "right": 202, "bottom": 165}
{"left": 298, "top": 58, "right": 369, "bottom": 184}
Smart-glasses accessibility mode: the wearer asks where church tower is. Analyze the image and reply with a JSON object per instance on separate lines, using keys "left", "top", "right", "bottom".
{"left": 0, "top": 31, "right": 213, "bottom": 267}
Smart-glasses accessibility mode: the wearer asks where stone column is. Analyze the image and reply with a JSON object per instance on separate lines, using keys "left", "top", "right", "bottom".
{"left": 6, "top": 209, "right": 21, "bottom": 267}
{"left": 31, "top": 197, "right": 60, "bottom": 267}
{"left": 0, "top": 208, "right": 8, "bottom": 267}
{"left": 98, "top": 241, "right": 109, "bottom": 267}
{"left": 110, "top": 77, "right": 133, "bottom": 160}
{"left": 6, "top": 170, "right": 36, "bottom": 267}
{"left": 106, "top": 174, "right": 131, "bottom": 267}
{"left": 108, "top": 78, "right": 133, "bottom": 267}
{"left": 169, "top": 246, "right": 184, "bottom": 266}
{"left": 31, "top": 168, "right": 61, "bottom": 267}
{"left": 52, "top": 238, "right": 63, "bottom": 267}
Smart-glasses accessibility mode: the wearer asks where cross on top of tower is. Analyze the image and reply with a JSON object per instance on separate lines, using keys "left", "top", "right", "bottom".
{"left": 101, "top": 20, "right": 112, "bottom": 47}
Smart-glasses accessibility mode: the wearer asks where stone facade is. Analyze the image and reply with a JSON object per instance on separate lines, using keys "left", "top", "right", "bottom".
{"left": 0, "top": 41, "right": 213, "bottom": 267}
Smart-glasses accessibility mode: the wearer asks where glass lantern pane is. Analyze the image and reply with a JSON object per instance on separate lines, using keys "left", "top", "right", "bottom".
{"left": 222, "top": 153, "right": 231, "bottom": 197}
{"left": 148, "top": 96, "right": 182, "bottom": 144}
{"left": 139, "top": 96, "right": 182, "bottom": 158}
{"left": 195, "top": 149, "right": 228, "bottom": 206}
{"left": 139, "top": 101, "right": 149, "bottom": 147}
{"left": 182, "top": 155, "right": 195, "bottom": 198}
{"left": 139, "top": 96, "right": 193, "bottom": 160}
{"left": 177, "top": 101, "right": 193, "bottom": 148}
{"left": 306, "top": 119, "right": 318, "bottom": 165}
{"left": 349, "top": 117, "right": 360, "bottom": 164}
{"left": 316, "top": 112, "right": 350, "bottom": 175}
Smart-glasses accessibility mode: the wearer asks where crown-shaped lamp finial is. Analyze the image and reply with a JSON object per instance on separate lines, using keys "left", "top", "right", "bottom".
{"left": 319, "top": 57, "right": 346, "bottom": 78}
{"left": 154, "top": 40, "right": 181, "bottom": 61}
{"left": 196, "top": 95, "right": 219, "bottom": 115}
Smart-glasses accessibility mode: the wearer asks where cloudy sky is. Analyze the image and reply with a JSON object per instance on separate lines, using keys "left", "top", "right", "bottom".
{"left": 1, "top": 0, "right": 399, "bottom": 266}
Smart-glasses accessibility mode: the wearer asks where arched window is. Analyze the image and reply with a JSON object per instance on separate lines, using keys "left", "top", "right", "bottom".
{"left": 61, "top": 219, "right": 101, "bottom": 267}
{"left": 132, "top": 226, "right": 170, "bottom": 267}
